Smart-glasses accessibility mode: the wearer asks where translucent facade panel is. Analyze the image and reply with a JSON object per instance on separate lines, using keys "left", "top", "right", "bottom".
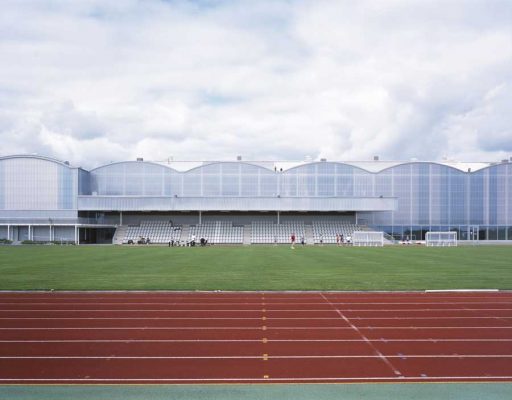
{"left": 202, "top": 174, "right": 221, "bottom": 196}
{"left": 222, "top": 174, "right": 239, "bottom": 196}
{"left": 240, "top": 166, "right": 259, "bottom": 196}
{"left": 281, "top": 173, "right": 297, "bottom": 197}
{"left": 0, "top": 157, "right": 76, "bottom": 210}
{"left": 3, "top": 157, "right": 511, "bottom": 238}
{"left": 414, "top": 164, "right": 430, "bottom": 225}
{"left": 163, "top": 170, "right": 181, "bottom": 196}
{"left": 353, "top": 170, "right": 374, "bottom": 197}
{"left": 450, "top": 173, "right": 467, "bottom": 225}
{"left": 297, "top": 172, "right": 315, "bottom": 197}
{"left": 374, "top": 172, "right": 392, "bottom": 197}
{"left": 490, "top": 164, "right": 509, "bottom": 225}
{"left": 91, "top": 162, "right": 181, "bottom": 197}
{"left": 469, "top": 171, "right": 485, "bottom": 225}
{"left": 183, "top": 172, "right": 201, "bottom": 196}
{"left": 391, "top": 164, "right": 412, "bottom": 225}
{"left": 382, "top": 163, "right": 476, "bottom": 228}
{"left": 78, "top": 169, "right": 91, "bottom": 195}
{"left": 260, "top": 173, "right": 278, "bottom": 196}
{"left": 317, "top": 174, "right": 335, "bottom": 196}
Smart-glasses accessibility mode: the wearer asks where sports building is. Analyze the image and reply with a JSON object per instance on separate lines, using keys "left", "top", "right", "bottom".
{"left": 0, "top": 154, "right": 511, "bottom": 244}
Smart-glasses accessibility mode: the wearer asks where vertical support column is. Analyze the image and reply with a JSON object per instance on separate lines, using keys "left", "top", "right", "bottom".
{"left": 28, "top": 225, "right": 31, "bottom": 241}
{"left": 75, "top": 225, "right": 78, "bottom": 245}
{"left": 199, "top": 211, "right": 202, "bottom": 225}
{"left": 7, "top": 225, "right": 10, "bottom": 241}
{"left": 120, "top": 211, "right": 123, "bottom": 226}
{"left": 277, "top": 211, "right": 280, "bottom": 224}
{"left": 49, "top": 225, "right": 52, "bottom": 242}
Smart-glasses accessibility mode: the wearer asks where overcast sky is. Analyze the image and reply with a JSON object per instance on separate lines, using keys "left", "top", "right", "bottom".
{"left": 1, "top": 0, "right": 511, "bottom": 168}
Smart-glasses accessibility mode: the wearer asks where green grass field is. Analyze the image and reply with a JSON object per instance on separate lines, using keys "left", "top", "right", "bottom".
{"left": 0, "top": 244, "right": 511, "bottom": 291}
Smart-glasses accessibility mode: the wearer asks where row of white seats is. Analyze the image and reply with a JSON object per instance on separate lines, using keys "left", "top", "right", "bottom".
{"left": 251, "top": 221, "right": 305, "bottom": 244}
{"left": 124, "top": 222, "right": 182, "bottom": 244}
{"left": 189, "top": 221, "right": 244, "bottom": 244}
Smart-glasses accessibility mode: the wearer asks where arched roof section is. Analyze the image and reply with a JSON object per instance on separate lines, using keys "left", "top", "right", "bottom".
{"left": 0, "top": 154, "right": 77, "bottom": 210}
{"left": 283, "top": 161, "right": 372, "bottom": 175}
{"left": 0, "top": 154, "right": 74, "bottom": 169}
{"left": 471, "top": 162, "right": 511, "bottom": 174}
{"left": 378, "top": 161, "right": 467, "bottom": 175}
{"left": 90, "top": 160, "right": 179, "bottom": 174}
{"left": 183, "top": 161, "right": 275, "bottom": 174}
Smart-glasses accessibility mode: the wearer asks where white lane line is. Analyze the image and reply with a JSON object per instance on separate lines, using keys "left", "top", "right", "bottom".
{"left": 320, "top": 293, "right": 402, "bottom": 377}
{"left": 2, "top": 355, "right": 512, "bottom": 359}
{"left": 1, "top": 326, "right": 512, "bottom": 330}
{"left": 425, "top": 289, "right": 499, "bottom": 292}
{"left": 0, "top": 316, "right": 510, "bottom": 320}
{"left": 1, "top": 338, "right": 512, "bottom": 343}
{"left": 0, "top": 317, "right": 330, "bottom": 320}
{"left": 0, "top": 376, "right": 511, "bottom": 382}
{"left": 0, "top": 301, "right": 510, "bottom": 305}
{"left": 1, "top": 308, "right": 510, "bottom": 312}
{"left": 2, "top": 295, "right": 508, "bottom": 300}
{"left": 348, "top": 316, "right": 512, "bottom": 320}
{"left": 461, "top": 304, "right": 512, "bottom": 325}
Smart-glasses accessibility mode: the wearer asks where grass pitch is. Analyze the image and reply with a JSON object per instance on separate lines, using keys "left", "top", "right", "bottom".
{"left": 0, "top": 244, "right": 511, "bottom": 291}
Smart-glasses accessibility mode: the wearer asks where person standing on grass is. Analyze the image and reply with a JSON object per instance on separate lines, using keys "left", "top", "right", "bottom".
{"left": 336, "top": 234, "right": 340, "bottom": 246}
{"left": 290, "top": 233, "right": 296, "bottom": 249}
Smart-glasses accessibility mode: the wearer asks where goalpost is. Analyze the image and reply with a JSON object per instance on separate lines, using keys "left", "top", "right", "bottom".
{"left": 425, "top": 231, "right": 458, "bottom": 247}
{"left": 352, "top": 231, "right": 384, "bottom": 247}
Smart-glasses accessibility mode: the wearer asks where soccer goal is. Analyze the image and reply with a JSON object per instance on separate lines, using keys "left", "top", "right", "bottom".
{"left": 352, "top": 231, "right": 384, "bottom": 247}
{"left": 425, "top": 231, "right": 458, "bottom": 247}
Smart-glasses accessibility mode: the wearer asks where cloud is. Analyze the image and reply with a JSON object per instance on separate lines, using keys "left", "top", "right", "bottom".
{"left": 0, "top": 0, "right": 511, "bottom": 168}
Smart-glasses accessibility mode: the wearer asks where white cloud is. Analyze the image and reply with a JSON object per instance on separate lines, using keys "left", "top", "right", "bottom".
{"left": 0, "top": 0, "right": 511, "bottom": 168}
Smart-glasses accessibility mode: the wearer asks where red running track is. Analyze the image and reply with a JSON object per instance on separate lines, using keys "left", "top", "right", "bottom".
{"left": 0, "top": 291, "right": 511, "bottom": 384}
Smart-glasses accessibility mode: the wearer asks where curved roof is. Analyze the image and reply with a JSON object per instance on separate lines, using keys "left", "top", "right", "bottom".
{"left": 0, "top": 154, "right": 75, "bottom": 168}
{"left": 283, "top": 161, "right": 371, "bottom": 174}
{"left": 466, "top": 162, "right": 511, "bottom": 174}
{"left": 183, "top": 161, "right": 275, "bottom": 174}
{"left": 1, "top": 154, "right": 502, "bottom": 174}
{"left": 90, "top": 160, "right": 179, "bottom": 173}
{"left": 377, "top": 161, "right": 469, "bottom": 174}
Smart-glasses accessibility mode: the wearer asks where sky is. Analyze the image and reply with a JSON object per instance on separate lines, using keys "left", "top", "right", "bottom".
{"left": 1, "top": 0, "right": 512, "bottom": 169}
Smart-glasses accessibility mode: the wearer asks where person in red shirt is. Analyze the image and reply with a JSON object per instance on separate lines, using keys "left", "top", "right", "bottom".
{"left": 290, "top": 233, "right": 296, "bottom": 249}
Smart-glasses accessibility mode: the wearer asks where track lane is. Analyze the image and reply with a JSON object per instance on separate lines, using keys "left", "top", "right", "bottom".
{"left": 0, "top": 291, "right": 511, "bottom": 384}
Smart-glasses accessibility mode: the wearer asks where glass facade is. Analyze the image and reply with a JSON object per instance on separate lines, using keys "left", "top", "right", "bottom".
{"left": 2, "top": 157, "right": 512, "bottom": 240}
{"left": 363, "top": 162, "right": 512, "bottom": 240}
{"left": 0, "top": 156, "right": 78, "bottom": 212}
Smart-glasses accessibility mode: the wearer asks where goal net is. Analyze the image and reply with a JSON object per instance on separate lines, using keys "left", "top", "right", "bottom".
{"left": 352, "top": 231, "right": 384, "bottom": 247}
{"left": 425, "top": 231, "right": 457, "bottom": 247}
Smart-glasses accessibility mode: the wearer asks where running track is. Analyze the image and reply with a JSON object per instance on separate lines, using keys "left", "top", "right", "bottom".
{"left": 0, "top": 291, "right": 511, "bottom": 384}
